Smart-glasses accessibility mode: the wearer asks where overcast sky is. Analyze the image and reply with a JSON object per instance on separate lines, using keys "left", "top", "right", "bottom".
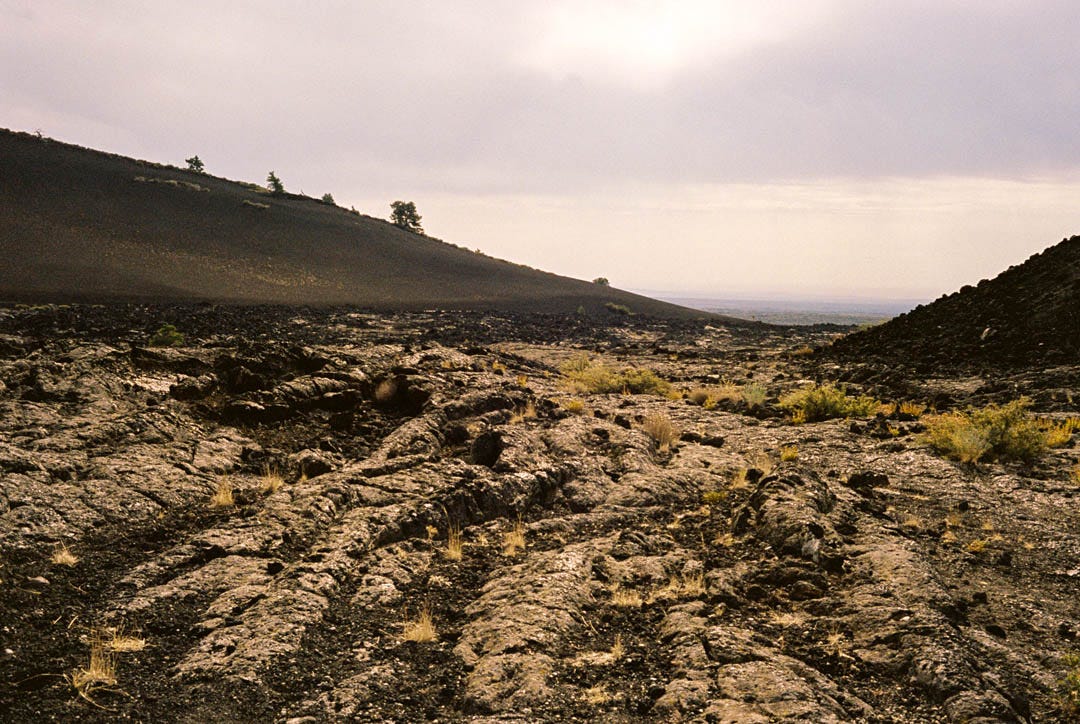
{"left": 4, "top": 1, "right": 1078, "bottom": 301}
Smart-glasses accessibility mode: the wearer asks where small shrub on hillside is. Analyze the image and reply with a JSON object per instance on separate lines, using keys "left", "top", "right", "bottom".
{"left": 266, "top": 171, "right": 284, "bottom": 195}
{"left": 593, "top": 277, "right": 610, "bottom": 286}
{"left": 604, "top": 302, "right": 631, "bottom": 316}
{"left": 321, "top": 192, "right": 335, "bottom": 205}
{"left": 779, "top": 383, "right": 879, "bottom": 422}
{"left": 561, "top": 355, "right": 671, "bottom": 396}
{"left": 185, "top": 155, "right": 205, "bottom": 173}
{"left": 921, "top": 398, "right": 1051, "bottom": 464}
{"left": 149, "top": 324, "right": 184, "bottom": 347}
{"left": 390, "top": 200, "right": 424, "bottom": 234}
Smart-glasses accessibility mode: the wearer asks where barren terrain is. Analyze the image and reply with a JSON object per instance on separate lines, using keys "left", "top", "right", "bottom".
{"left": 1, "top": 304, "right": 1077, "bottom": 722}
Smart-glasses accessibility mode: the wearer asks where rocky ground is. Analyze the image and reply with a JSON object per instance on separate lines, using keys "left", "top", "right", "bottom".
{"left": 1, "top": 304, "right": 1078, "bottom": 722}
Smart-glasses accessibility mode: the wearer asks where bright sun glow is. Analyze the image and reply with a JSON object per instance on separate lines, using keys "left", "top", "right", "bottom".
{"left": 519, "top": 1, "right": 834, "bottom": 86}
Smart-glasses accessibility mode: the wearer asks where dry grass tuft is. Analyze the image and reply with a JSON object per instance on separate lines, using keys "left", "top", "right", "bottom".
{"left": 642, "top": 412, "right": 679, "bottom": 452}
{"left": 105, "top": 626, "right": 146, "bottom": 653}
{"left": 509, "top": 401, "right": 537, "bottom": 424}
{"left": 729, "top": 467, "right": 751, "bottom": 490}
{"left": 51, "top": 543, "right": 79, "bottom": 567}
{"left": 779, "top": 445, "right": 799, "bottom": 462}
{"left": 713, "top": 532, "right": 738, "bottom": 547}
{"left": 895, "top": 401, "right": 927, "bottom": 418}
{"left": 445, "top": 522, "right": 464, "bottom": 561}
{"left": 609, "top": 634, "right": 625, "bottom": 660}
{"left": 608, "top": 583, "right": 643, "bottom": 608}
{"left": 574, "top": 636, "right": 625, "bottom": 667}
{"left": 823, "top": 629, "right": 851, "bottom": 658}
{"left": 70, "top": 635, "right": 118, "bottom": 703}
{"left": 688, "top": 388, "right": 713, "bottom": 406}
{"left": 688, "top": 383, "right": 767, "bottom": 410}
{"left": 966, "top": 538, "right": 989, "bottom": 553}
{"left": 260, "top": 465, "right": 284, "bottom": 494}
{"left": 502, "top": 518, "right": 527, "bottom": 557}
{"left": 770, "top": 610, "right": 808, "bottom": 628}
{"left": 562, "top": 398, "right": 587, "bottom": 415}
{"left": 647, "top": 572, "right": 705, "bottom": 603}
{"left": 515, "top": 374, "right": 528, "bottom": 387}
{"left": 209, "top": 476, "right": 234, "bottom": 508}
{"left": 901, "top": 516, "right": 922, "bottom": 531}
{"left": 402, "top": 605, "right": 438, "bottom": 642}
{"left": 701, "top": 489, "right": 726, "bottom": 505}
{"left": 583, "top": 685, "right": 612, "bottom": 706}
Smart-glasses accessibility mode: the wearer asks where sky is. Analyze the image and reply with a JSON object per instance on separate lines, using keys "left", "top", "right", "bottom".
{"left": 3, "top": 0, "right": 1079, "bottom": 302}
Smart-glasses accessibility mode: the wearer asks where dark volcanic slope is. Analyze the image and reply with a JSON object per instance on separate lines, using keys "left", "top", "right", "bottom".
{"left": 830, "top": 235, "right": 1080, "bottom": 370}
{"left": 0, "top": 129, "right": 704, "bottom": 317}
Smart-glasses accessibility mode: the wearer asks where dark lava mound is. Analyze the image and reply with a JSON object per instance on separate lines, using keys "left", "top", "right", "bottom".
{"left": 0, "top": 128, "right": 705, "bottom": 318}
{"left": 829, "top": 235, "right": 1080, "bottom": 371}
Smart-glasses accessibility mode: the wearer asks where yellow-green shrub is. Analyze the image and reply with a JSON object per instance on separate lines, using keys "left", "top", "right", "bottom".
{"left": 561, "top": 355, "right": 671, "bottom": 396}
{"left": 779, "top": 384, "right": 879, "bottom": 422}
{"left": 921, "top": 398, "right": 1049, "bottom": 464}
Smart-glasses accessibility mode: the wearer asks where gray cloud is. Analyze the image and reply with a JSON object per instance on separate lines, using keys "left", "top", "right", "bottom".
{"left": 3, "top": 1, "right": 1078, "bottom": 195}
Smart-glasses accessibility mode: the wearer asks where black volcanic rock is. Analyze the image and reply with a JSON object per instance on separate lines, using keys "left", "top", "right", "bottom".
{"left": 0, "top": 128, "right": 712, "bottom": 318}
{"left": 829, "top": 235, "right": 1080, "bottom": 370}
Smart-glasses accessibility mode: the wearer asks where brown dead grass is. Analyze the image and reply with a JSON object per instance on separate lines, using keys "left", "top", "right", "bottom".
{"left": 502, "top": 518, "right": 527, "bottom": 557}
{"left": 642, "top": 412, "right": 679, "bottom": 452}
{"left": 445, "top": 522, "right": 464, "bottom": 561}
{"left": 209, "top": 476, "right": 234, "bottom": 508}
{"left": 402, "top": 605, "right": 437, "bottom": 642}
{"left": 69, "top": 635, "right": 118, "bottom": 704}
{"left": 51, "top": 543, "right": 79, "bottom": 567}
{"left": 260, "top": 465, "right": 284, "bottom": 494}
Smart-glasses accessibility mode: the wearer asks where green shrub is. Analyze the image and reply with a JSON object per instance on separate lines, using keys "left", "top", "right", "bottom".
{"left": 1061, "top": 653, "right": 1080, "bottom": 717}
{"left": 921, "top": 398, "right": 1050, "bottom": 464}
{"left": 741, "top": 384, "right": 768, "bottom": 409}
{"left": 561, "top": 355, "right": 670, "bottom": 396}
{"left": 149, "top": 324, "right": 184, "bottom": 347}
{"left": 779, "top": 383, "right": 879, "bottom": 422}
{"left": 266, "top": 171, "right": 284, "bottom": 195}
{"left": 390, "top": 200, "right": 424, "bottom": 234}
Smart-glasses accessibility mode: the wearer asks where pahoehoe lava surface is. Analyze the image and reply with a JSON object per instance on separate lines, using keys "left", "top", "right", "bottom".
{"left": 1, "top": 304, "right": 1078, "bottom": 722}
{"left": 0, "top": 129, "right": 707, "bottom": 319}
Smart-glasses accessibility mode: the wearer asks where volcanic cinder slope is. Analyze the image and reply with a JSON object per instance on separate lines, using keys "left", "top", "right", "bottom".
{"left": 830, "top": 235, "right": 1080, "bottom": 370}
{"left": 0, "top": 129, "right": 702, "bottom": 318}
